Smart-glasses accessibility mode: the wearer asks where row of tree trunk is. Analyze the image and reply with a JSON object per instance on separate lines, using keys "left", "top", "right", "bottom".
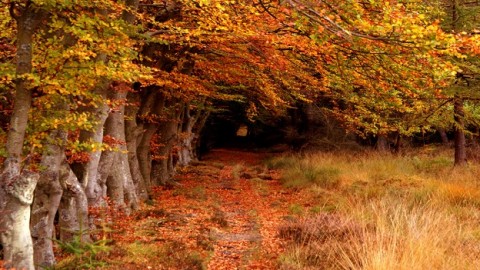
{"left": 0, "top": 2, "right": 211, "bottom": 269}
{"left": 2, "top": 81, "right": 210, "bottom": 269}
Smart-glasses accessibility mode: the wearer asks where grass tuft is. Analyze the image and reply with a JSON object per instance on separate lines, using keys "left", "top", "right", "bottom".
{"left": 272, "top": 154, "right": 342, "bottom": 189}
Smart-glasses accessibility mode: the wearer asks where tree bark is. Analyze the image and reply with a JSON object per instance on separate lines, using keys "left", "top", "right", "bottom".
{"left": 102, "top": 85, "right": 138, "bottom": 211}
{"left": 393, "top": 132, "right": 402, "bottom": 154}
{"left": 96, "top": 91, "right": 125, "bottom": 210}
{"left": 151, "top": 101, "right": 182, "bottom": 185}
{"left": 137, "top": 91, "right": 166, "bottom": 188}
{"left": 177, "top": 104, "right": 210, "bottom": 166}
{"left": 71, "top": 0, "right": 140, "bottom": 209}
{"left": 177, "top": 104, "right": 196, "bottom": 167}
{"left": 438, "top": 127, "right": 449, "bottom": 145}
{"left": 77, "top": 83, "right": 110, "bottom": 207}
{"left": 1, "top": 172, "right": 39, "bottom": 270}
{"left": 151, "top": 120, "right": 178, "bottom": 185}
{"left": 0, "top": 4, "right": 43, "bottom": 269}
{"left": 58, "top": 161, "right": 90, "bottom": 242}
{"left": 30, "top": 130, "right": 65, "bottom": 268}
{"left": 194, "top": 110, "right": 210, "bottom": 160}
{"left": 95, "top": 135, "right": 115, "bottom": 205}
{"left": 125, "top": 90, "right": 150, "bottom": 201}
{"left": 454, "top": 97, "right": 467, "bottom": 166}
{"left": 375, "top": 134, "right": 389, "bottom": 152}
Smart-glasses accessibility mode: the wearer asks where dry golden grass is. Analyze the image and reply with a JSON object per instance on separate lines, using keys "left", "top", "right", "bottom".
{"left": 337, "top": 199, "right": 478, "bottom": 270}
{"left": 275, "top": 146, "right": 480, "bottom": 270}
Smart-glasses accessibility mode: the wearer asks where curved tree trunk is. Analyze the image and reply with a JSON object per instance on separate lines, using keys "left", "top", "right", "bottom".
{"left": 30, "top": 130, "right": 65, "bottom": 268}
{"left": 95, "top": 87, "right": 127, "bottom": 204}
{"left": 177, "top": 104, "right": 196, "bottom": 167}
{"left": 70, "top": 0, "right": 140, "bottom": 209}
{"left": 0, "top": 5, "right": 43, "bottom": 269}
{"left": 194, "top": 110, "right": 210, "bottom": 160}
{"left": 193, "top": 110, "right": 210, "bottom": 160}
{"left": 393, "top": 132, "right": 402, "bottom": 154}
{"left": 0, "top": 172, "right": 39, "bottom": 270}
{"left": 125, "top": 90, "right": 149, "bottom": 201}
{"left": 95, "top": 139, "right": 115, "bottom": 204}
{"left": 118, "top": 0, "right": 141, "bottom": 210}
{"left": 58, "top": 161, "right": 90, "bottom": 242}
{"left": 77, "top": 84, "right": 110, "bottom": 207}
{"left": 151, "top": 120, "right": 178, "bottom": 185}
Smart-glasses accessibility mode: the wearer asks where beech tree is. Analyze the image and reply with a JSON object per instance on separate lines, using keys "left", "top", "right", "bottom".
{"left": 1, "top": 0, "right": 141, "bottom": 268}
{"left": 1, "top": 2, "right": 45, "bottom": 268}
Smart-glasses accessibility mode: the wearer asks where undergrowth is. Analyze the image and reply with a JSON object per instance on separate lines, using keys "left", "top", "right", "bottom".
{"left": 125, "top": 241, "right": 206, "bottom": 270}
{"left": 274, "top": 147, "right": 480, "bottom": 269}
{"left": 52, "top": 230, "right": 111, "bottom": 269}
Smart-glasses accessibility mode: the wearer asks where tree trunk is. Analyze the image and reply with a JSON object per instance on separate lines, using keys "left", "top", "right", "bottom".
{"left": 58, "top": 160, "right": 90, "bottom": 242}
{"left": 30, "top": 130, "right": 65, "bottom": 268}
{"left": 95, "top": 137, "right": 115, "bottom": 205}
{"left": 1, "top": 172, "right": 39, "bottom": 270}
{"left": 393, "top": 132, "right": 402, "bottom": 154}
{"left": 102, "top": 84, "right": 138, "bottom": 211}
{"left": 70, "top": 0, "right": 140, "bottom": 208}
{"left": 151, "top": 102, "right": 182, "bottom": 185}
{"left": 194, "top": 111, "right": 210, "bottom": 160}
{"left": 177, "top": 104, "right": 196, "bottom": 167}
{"left": 77, "top": 83, "right": 110, "bottom": 207}
{"left": 119, "top": 0, "right": 141, "bottom": 209}
{"left": 438, "top": 127, "right": 449, "bottom": 144}
{"left": 125, "top": 90, "right": 149, "bottom": 201}
{"left": 137, "top": 91, "right": 166, "bottom": 188}
{"left": 177, "top": 105, "right": 210, "bottom": 166}
{"left": 454, "top": 97, "right": 467, "bottom": 166}
{"left": 0, "top": 5, "right": 43, "bottom": 269}
{"left": 151, "top": 121, "right": 178, "bottom": 185}
{"left": 97, "top": 90, "right": 126, "bottom": 210}
{"left": 375, "top": 134, "right": 389, "bottom": 152}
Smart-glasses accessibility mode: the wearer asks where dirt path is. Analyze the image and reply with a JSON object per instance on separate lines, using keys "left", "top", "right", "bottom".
{"left": 102, "top": 149, "right": 302, "bottom": 269}
{"left": 202, "top": 149, "right": 287, "bottom": 269}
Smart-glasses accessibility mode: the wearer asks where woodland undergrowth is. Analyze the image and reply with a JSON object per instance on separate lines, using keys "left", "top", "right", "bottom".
{"left": 272, "top": 146, "right": 480, "bottom": 270}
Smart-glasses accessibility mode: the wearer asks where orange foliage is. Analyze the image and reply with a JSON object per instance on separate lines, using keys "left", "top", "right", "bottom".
{"left": 102, "top": 135, "right": 127, "bottom": 148}
{"left": 65, "top": 150, "right": 91, "bottom": 164}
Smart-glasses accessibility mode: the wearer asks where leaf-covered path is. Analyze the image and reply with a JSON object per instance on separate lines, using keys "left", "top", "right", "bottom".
{"left": 101, "top": 149, "right": 303, "bottom": 269}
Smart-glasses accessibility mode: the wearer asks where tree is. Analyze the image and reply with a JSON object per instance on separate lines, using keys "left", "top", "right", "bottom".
{"left": 0, "top": 2, "right": 45, "bottom": 268}
{"left": 273, "top": 0, "right": 480, "bottom": 159}
{"left": 439, "top": 0, "right": 480, "bottom": 165}
{"left": 1, "top": 0, "right": 142, "bottom": 267}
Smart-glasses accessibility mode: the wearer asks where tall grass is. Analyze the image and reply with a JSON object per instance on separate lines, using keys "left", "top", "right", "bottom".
{"left": 337, "top": 199, "right": 474, "bottom": 270}
{"left": 267, "top": 153, "right": 343, "bottom": 189}
{"left": 275, "top": 147, "right": 480, "bottom": 269}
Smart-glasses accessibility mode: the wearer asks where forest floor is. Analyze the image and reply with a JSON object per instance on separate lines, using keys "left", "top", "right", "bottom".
{"left": 78, "top": 148, "right": 314, "bottom": 270}
{"left": 56, "top": 146, "right": 480, "bottom": 270}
